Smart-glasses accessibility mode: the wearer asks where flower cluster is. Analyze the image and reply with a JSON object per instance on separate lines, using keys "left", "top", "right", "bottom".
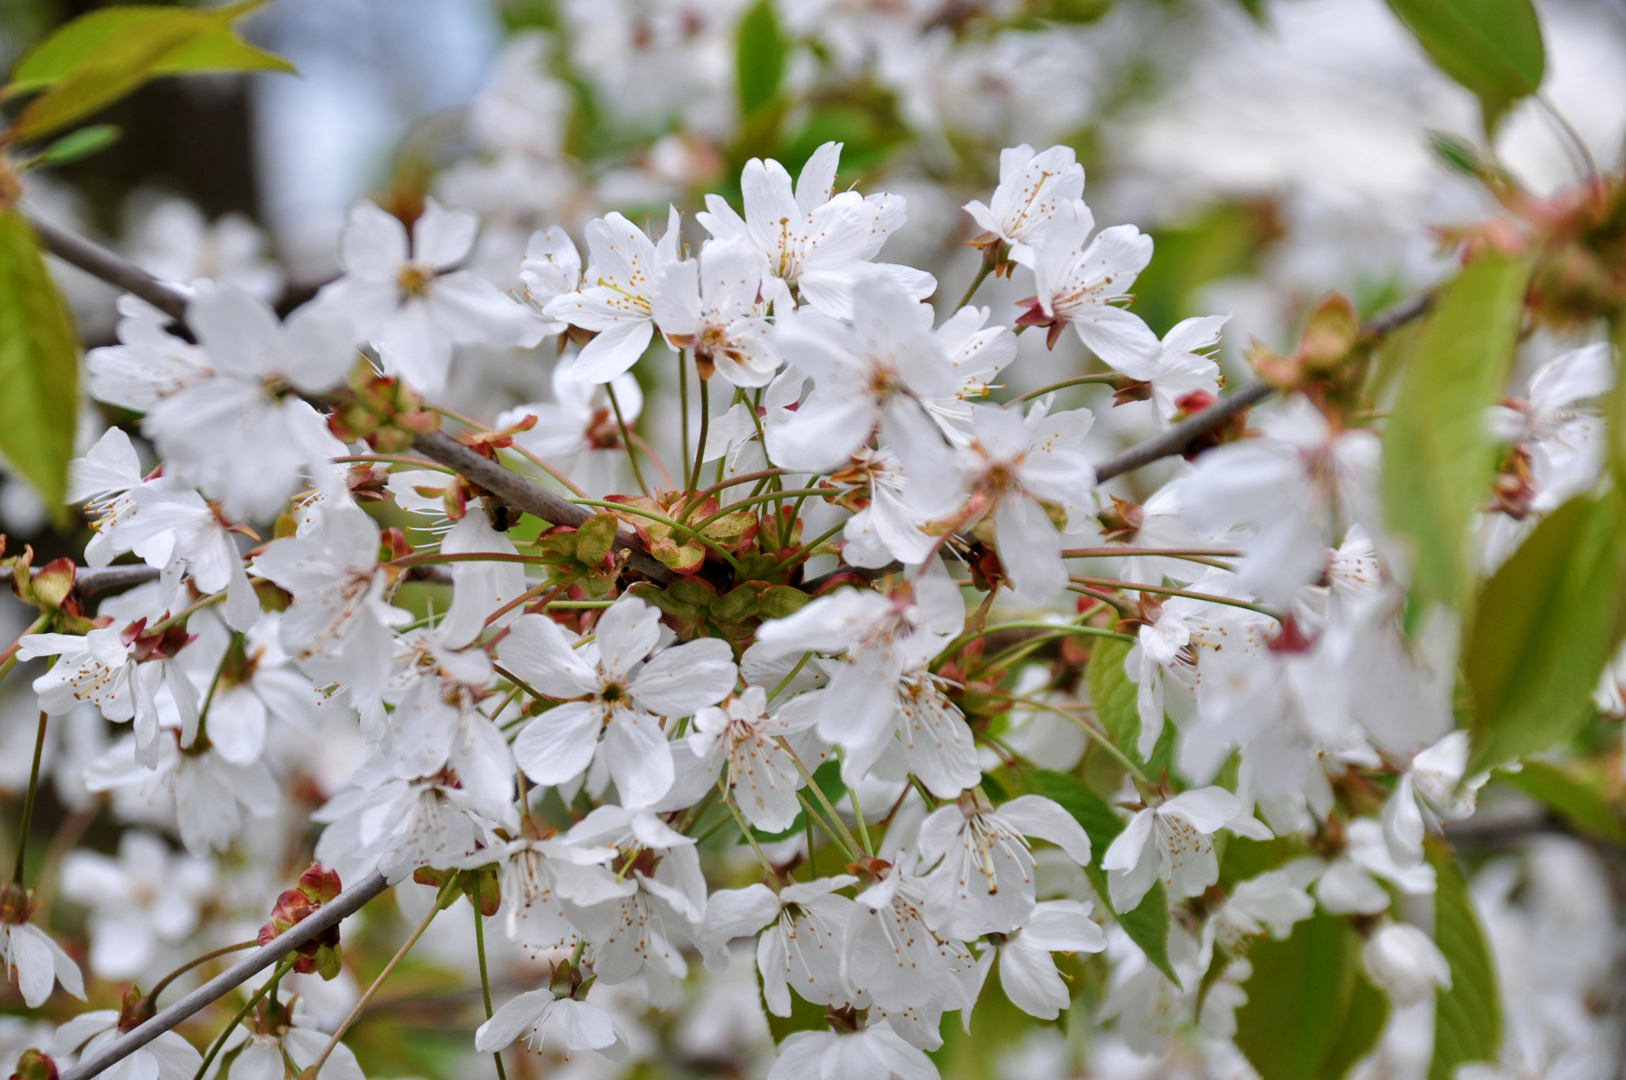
{"left": 2, "top": 5, "right": 1624, "bottom": 1080}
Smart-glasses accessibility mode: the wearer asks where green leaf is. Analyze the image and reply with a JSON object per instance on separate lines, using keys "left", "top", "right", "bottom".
{"left": 0, "top": 209, "right": 79, "bottom": 518}
{"left": 1385, "top": 0, "right": 1544, "bottom": 128}
{"left": 1428, "top": 848, "right": 1501, "bottom": 1080}
{"left": 34, "top": 123, "right": 121, "bottom": 166}
{"left": 1086, "top": 636, "right": 1142, "bottom": 757}
{"left": 1465, "top": 491, "right": 1626, "bottom": 771}
{"left": 1028, "top": 768, "right": 1176, "bottom": 983}
{"left": 1381, "top": 253, "right": 1530, "bottom": 613}
{"left": 1605, "top": 317, "right": 1626, "bottom": 495}
{"left": 1429, "top": 130, "right": 1485, "bottom": 177}
{"left": 1500, "top": 760, "right": 1626, "bottom": 846}
{"left": 1322, "top": 974, "right": 1391, "bottom": 1080}
{"left": 8, "top": 2, "right": 295, "bottom": 141}
{"left": 1233, "top": 913, "right": 1361, "bottom": 1080}
{"left": 735, "top": 0, "right": 784, "bottom": 118}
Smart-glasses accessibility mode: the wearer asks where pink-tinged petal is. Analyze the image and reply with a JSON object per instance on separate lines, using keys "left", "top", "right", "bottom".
{"left": 339, "top": 200, "right": 408, "bottom": 280}
{"left": 496, "top": 614, "right": 599, "bottom": 698}
{"left": 513, "top": 701, "right": 600, "bottom": 786}
{"left": 413, "top": 198, "right": 479, "bottom": 269}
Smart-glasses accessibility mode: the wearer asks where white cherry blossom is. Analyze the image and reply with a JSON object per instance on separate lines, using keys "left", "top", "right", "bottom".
{"left": 542, "top": 207, "right": 682, "bottom": 382}
{"left": 474, "top": 988, "right": 630, "bottom": 1062}
{"left": 982, "top": 900, "right": 1106, "bottom": 1020}
{"left": 1100, "top": 787, "right": 1271, "bottom": 912}
{"left": 315, "top": 198, "right": 538, "bottom": 393}
{"left": 916, "top": 793, "right": 1093, "bottom": 938}
{"left": 962, "top": 143, "right": 1085, "bottom": 266}
{"left": 497, "top": 598, "right": 736, "bottom": 807}
{"left": 697, "top": 141, "right": 935, "bottom": 319}
{"left": 696, "top": 876, "right": 860, "bottom": 1017}
{"left": 1024, "top": 198, "right": 1158, "bottom": 366}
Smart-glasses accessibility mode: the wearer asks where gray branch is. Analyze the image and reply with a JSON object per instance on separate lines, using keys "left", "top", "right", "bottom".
{"left": 22, "top": 209, "right": 672, "bottom": 584}
{"left": 58, "top": 870, "right": 390, "bottom": 1080}
{"left": 1093, "top": 382, "right": 1274, "bottom": 484}
{"left": 0, "top": 564, "right": 160, "bottom": 597}
{"left": 26, "top": 209, "right": 189, "bottom": 322}
{"left": 410, "top": 431, "right": 673, "bottom": 583}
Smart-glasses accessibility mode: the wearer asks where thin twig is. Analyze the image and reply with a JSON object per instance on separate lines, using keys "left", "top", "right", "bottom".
{"left": 26, "top": 209, "right": 189, "bottom": 320}
{"left": 411, "top": 432, "right": 673, "bottom": 582}
{"left": 58, "top": 871, "right": 391, "bottom": 1080}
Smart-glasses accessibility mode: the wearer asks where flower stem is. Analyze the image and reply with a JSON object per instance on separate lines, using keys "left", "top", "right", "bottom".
{"left": 11, "top": 710, "right": 48, "bottom": 885}
{"left": 846, "top": 774, "right": 873, "bottom": 857}
{"left": 777, "top": 739, "right": 864, "bottom": 857}
{"left": 1008, "top": 372, "right": 1121, "bottom": 404}
{"left": 721, "top": 784, "right": 780, "bottom": 878}
{"left": 303, "top": 889, "right": 445, "bottom": 1079}
{"left": 691, "top": 375, "right": 711, "bottom": 500}
{"left": 473, "top": 905, "right": 509, "bottom": 1080}
{"left": 146, "top": 940, "right": 259, "bottom": 1005}
{"left": 678, "top": 350, "right": 693, "bottom": 491}
{"left": 606, "top": 383, "right": 650, "bottom": 497}
{"left": 0, "top": 613, "right": 49, "bottom": 687}
{"left": 1068, "top": 575, "right": 1280, "bottom": 619}
{"left": 191, "top": 958, "right": 293, "bottom": 1080}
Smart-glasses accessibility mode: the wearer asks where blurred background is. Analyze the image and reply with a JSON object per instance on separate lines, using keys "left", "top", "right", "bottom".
{"left": 3, "top": 1, "right": 1626, "bottom": 1078}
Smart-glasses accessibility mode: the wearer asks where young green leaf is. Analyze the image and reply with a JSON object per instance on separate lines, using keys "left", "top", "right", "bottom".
{"left": 735, "top": 0, "right": 785, "bottom": 118}
{"left": 1385, "top": 0, "right": 1544, "bottom": 129}
{"left": 1322, "top": 974, "right": 1391, "bottom": 1080}
{"left": 7, "top": 2, "right": 295, "bottom": 141}
{"left": 34, "top": 123, "right": 121, "bottom": 166}
{"left": 0, "top": 209, "right": 80, "bottom": 518}
{"left": 1233, "top": 914, "right": 1361, "bottom": 1080}
{"left": 1085, "top": 636, "right": 1142, "bottom": 758}
{"left": 1381, "top": 252, "right": 1530, "bottom": 614}
{"left": 1465, "top": 490, "right": 1626, "bottom": 771}
{"left": 1028, "top": 768, "right": 1177, "bottom": 984}
{"left": 1427, "top": 848, "right": 1502, "bottom": 1080}
{"left": 1499, "top": 760, "right": 1626, "bottom": 847}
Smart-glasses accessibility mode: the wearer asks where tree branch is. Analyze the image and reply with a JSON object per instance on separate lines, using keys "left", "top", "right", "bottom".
{"left": 58, "top": 870, "right": 391, "bottom": 1080}
{"left": 0, "top": 564, "right": 451, "bottom": 601}
{"left": 26, "top": 209, "right": 189, "bottom": 322}
{"left": 22, "top": 210, "right": 673, "bottom": 585}
{"left": 410, "top": 432, "right": 673, "bottom": 583}
{"left": 1093, "top": 382, "right": 1274, "bottom": 484}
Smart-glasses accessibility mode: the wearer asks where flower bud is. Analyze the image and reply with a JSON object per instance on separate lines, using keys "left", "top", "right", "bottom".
{"left": 1361, "top": 922, "right": 1451, "bottom": 1007}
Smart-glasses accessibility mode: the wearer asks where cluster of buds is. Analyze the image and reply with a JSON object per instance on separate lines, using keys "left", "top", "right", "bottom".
{"left": 327, "top": 367, "right": 440, "bottom": 453}
{"left": 258, "top": 864, "right": 345, "bottom": 979}
{"left": 3, "top": 542, "right": 83, "bottom": 620}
